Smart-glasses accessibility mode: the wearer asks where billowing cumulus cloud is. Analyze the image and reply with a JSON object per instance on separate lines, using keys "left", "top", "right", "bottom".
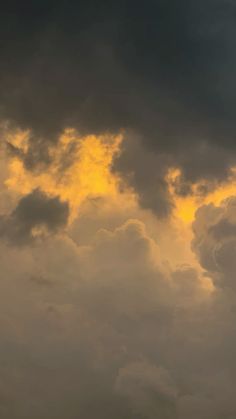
{"left": 0, "top": 209, "right": 234, "bottom": 418}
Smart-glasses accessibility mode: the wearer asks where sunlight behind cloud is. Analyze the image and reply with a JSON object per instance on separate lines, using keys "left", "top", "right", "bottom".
{"left": 167, "top": 168, "right": 236, "bottom": 224}
{"left": 5, "top": 129, "right": 123, "bottom": 221}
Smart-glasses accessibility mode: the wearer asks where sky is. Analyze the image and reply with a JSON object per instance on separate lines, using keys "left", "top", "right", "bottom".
{"left": 1, "top": 1, "right": 236, "bottom": 418}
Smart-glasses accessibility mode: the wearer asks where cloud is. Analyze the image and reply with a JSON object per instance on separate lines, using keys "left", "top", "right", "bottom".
{"left": 1, "top": 3, "right": 236, "bottom": 415}
{"left": 192, "top": 197, "right": 236, "bottom": 289}
{"left": 1, "top": 0, "right": 236, "bottom": 143}
{"left": 115, "top": 361, "right": 177, "bottom": 419}
{"left": 1, "top": 1, "right": 236, "bottom": 214}
{"left": 0, "top": 189, "right": 69, "bottom": 245}
{"left": 0, "top": 215, "right": 218, "bottom": 418}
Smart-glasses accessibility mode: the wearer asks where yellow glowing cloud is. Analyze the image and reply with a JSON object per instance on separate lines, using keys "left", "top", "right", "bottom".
{"left": 167, "top": 168, "right": 236, "bottom": 224}
{"left": 5, "top": 129, "right": 123, "bottom": 221}
{"left": 6, "top": 130, "right": 236, "bottom": 227}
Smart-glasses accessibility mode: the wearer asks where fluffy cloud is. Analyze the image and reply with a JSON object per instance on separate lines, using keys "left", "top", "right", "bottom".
{"left": 1, "top": 175, "right": 236, "bottom": 418}
{"left": 0, "top": 212, "right": 225, "bottom": 418}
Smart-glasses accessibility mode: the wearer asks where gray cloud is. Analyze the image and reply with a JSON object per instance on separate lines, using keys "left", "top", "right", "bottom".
{"left": 115, "top": 361, "right": 177, "bottom": 419}
{"left": 192, "top": 197, "right": 236, "bottom": 289}
{"left": 1, "top": 1, "right": 236, "bottom": 214}
{"left": 113, "top": 132, "right": 236, "bottom": 216}
{"left": 0, "top": 189, "right": 69, "bottom": 245}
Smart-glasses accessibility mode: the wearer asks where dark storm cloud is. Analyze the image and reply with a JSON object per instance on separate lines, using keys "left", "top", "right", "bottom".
{"left": 1, "top": 0, "right": 236, "bottom": 214}
{"left": 0, "top": 189, "right": 69, "bottom": 245}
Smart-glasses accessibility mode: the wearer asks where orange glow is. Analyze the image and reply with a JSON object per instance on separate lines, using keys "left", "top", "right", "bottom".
{"left": 5, "top": 132, "right": 236, "bottom": 226}
{"left": 167, "top": 168, "right": 236, "bottom": 223}
{"left": 5, "top": 129, "right": 123, "bottom": 221}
